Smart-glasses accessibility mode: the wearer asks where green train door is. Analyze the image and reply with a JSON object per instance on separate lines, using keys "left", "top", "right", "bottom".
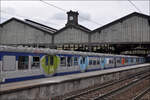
{"left": 41, "top": 55, "right": 60, "bottom": 76}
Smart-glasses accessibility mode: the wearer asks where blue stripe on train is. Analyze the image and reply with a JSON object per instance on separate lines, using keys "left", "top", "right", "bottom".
{"left": 1, "top": 75, "right": 45, "bottom": 84}
{"left": 54, "top": 70, "right": 81, "bottom": 76}
{"left": 1, "top": 63, "right": 144, "bottom": 84}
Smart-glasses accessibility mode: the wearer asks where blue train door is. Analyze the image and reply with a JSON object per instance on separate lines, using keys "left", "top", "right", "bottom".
{"left": 79, "top": 56, "right": 88, "bottom": 72}
{"left": 100, "top": 57, "right": 106, "bottom": 69}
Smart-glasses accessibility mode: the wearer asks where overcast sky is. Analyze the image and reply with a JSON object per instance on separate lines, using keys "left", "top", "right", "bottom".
{"left": 1, "top": 1, "right": 149, "bottom": 30}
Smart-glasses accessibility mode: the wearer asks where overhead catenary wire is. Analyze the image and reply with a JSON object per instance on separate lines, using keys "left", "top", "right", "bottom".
{"left": 39, "top": 0, "right": 102, "bottom": 25}
{"left": 127, "top": 0, "right": 142, "bottom": 13}
{"left": 39, "top": 0, "right": 67, "bottom": 12}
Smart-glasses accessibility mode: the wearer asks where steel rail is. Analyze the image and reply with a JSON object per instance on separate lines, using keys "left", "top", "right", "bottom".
{"left": 132, "top": 86, "right": 150, "bottom": 100}
{"left": 93, "top": 74, "right": 150, "bottom": 100}
{"left": 63, "top": 70, "right": 149, "bottom": 100}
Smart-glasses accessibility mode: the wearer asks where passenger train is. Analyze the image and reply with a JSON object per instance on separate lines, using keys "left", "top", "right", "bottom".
{"left": 0, "top": 46, "right": 145, "bottom": 83}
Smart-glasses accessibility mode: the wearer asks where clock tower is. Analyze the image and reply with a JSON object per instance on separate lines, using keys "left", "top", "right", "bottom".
{"left": 66, "top": 10, "right": 79, "bottom": 26}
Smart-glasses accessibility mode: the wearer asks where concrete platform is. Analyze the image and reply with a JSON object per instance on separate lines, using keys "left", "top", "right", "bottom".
{"left": 0, "top": 63, "right": 150, "bottom": 100}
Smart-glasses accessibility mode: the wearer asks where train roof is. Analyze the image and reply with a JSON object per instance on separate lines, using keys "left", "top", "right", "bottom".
{"left": 0, "top": 45, "right": 140, "bottom": 58}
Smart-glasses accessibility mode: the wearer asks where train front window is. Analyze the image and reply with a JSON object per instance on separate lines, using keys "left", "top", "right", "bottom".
{"left": 31, "top": 56, "right": 40, "bottom": 69}
{"left": 18, "top": 56, "right": 29, "bottom": 70}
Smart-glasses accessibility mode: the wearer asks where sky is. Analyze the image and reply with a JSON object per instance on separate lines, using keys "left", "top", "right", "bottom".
{"left": 1, "top": 1, "right": 150, "bottom": 30}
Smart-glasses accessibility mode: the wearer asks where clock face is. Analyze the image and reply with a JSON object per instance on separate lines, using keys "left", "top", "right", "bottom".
{"left": 69, "top": 16, "right": 73, "bottom": 20}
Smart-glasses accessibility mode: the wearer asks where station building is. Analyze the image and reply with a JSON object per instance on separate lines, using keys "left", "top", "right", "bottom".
{"left": 0, "top": 10, "right": 150, "bottom": 56}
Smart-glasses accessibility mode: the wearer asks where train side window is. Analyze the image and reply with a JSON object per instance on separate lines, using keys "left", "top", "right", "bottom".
{"left": 125, "top": 58, "right": 128, "bottom": 63}
{"left": 93, "top": 60, "right": 96, "bottom": 65}
{"left": 131, "top": 58, "right": 133, "bottom": 63}
{"left": 97, "top": 59, "right": 100, "bottom": 65}
{"left": 2, "top": 56, "right": 16, "bottom": 71}
{"left": 67, "top": 57, "right": 72, "bottom": 67}
{"left": 83, "top": 57, "right": 86, "bottom": 64}
{"left": 18, "top": 56, "right": 29, "bottom": 70}
{"left": 109, "top": 60, "right": 111, "bottom": 64}
{"left": 80, "top": 59, "right": 83, "bottom": 64}
{"left": 101, "top": 58, "right": 105, "bottom": 63}
{"left": 46, "top": 56, "right": 48, "bottom": 66}
{"left": 111, "top": 60, "right": 113, "bottom": 64}
{"left": 89, "top": 60, "right": 92, "bottom": 65}
{"left": 31, "top": 56, "right": 40, "bottom": 69}
{"left": 60, "top": 56, "right": 66, "bottom": 67}
{"left": 117, "top": 59, "right": 121, "bottom": 63}
{"left": 74, "top": 57, "right": 78, "bottom": 66}
{"left": 50, "top": 56, "right": 54, "bottom": 65}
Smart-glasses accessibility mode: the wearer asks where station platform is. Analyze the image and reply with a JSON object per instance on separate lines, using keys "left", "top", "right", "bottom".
{"left": 0, "top": 63, "right": 150, "bottom": 99}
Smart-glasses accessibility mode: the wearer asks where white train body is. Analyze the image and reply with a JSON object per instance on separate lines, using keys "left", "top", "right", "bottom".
{"left": 0, "top": 46, "right": 145, "bottom": 83}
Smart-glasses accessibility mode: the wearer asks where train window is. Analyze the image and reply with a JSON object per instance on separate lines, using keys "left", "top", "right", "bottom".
{"left": 18, "top": 56, "right": 29, "bottom": 70}
{"left": 46, "top": 56, "right": 48, "bottom": 66}
{"left": 93, "top": 60, "right": 97, "bottom": 65}
{"left": 74, "top": 57, "right": 78, "bottom": 66}
{"left": 60, "top": 57, "right": 66, "bottom": 67}
{"left": 109, "top": 60, "right": 111, "bottom": 64}
{"left": 111, "top": 60, "right": 113, "bottom": 64}
{"left": 80, "top": 59, "right": 83, "bottom": 64}
{"left": 125, "top": 58, "right": 128, "bottom": 63}
{"left": 31, "top": 56, "right": 40, "bottom": 69}
{"left": 97, "top": 60, "right": 100, "bottom": 65}
{"left": 117, "top": 59, "right": 121, "bottom": 63}
{"left": 67, "top": 57, "right": 72, "bottom": 67}
{"left": 50, "top": 56, "right": 54, "bottom": 65}
{"left": 83, "top": 57, "right": 86, "bottom": 64}
{"left": 101, "top": 58, "right": 105, "bottom": 63}
{"left": 2, "top": 56, "right": 16, "bottom": 71}
{"left": 131, "top": 58, "right": 133, "bottom": 63}
{"left": 109, "top": 59, "right": 113, "bottom": 64}
{"left": 89, "top": 60, "right": 93, "bottom": 65}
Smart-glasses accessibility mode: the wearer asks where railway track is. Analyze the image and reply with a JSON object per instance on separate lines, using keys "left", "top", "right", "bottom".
{"left": 98, "top": 74, "right": 150, "bottom": 100}
{"left": 133, "top": 86, "right": 150, "bottom": 100}
{"left": 60, "top": 71, "right": 150, "bottom": 100}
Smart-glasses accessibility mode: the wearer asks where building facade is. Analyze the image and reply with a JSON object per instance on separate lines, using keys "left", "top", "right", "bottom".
{"left": 0, "top": 11, "right": 150, "bottom": 56}
{"left": 0, "top": 18, "right": 57, "bottom": 48}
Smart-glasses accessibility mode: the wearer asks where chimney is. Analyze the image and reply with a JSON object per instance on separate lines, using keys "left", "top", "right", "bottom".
{"left": 66, "top": 10, "right": 79, "bottom": 26}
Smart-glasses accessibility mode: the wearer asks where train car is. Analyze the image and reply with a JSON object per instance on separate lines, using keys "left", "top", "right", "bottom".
{"left": 0, "top": 46, "right": 145, "bottom": 83}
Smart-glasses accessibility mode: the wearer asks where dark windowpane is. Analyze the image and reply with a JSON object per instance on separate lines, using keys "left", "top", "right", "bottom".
{"left": 18, "top": 56, "right": 29, "bottom": 70}
{"left": 80, "top": 59, "right": 83, "bottom": 64}
{"left": 50, "top": 56, "right": 54, "bottom": 65}
{"left": 89, "top": 60, "right": 92, "bottom": 65}
{"left": 74, "top": 57, "right": 78, "bottom": 65}
{"left": 93, "top": 60, "right": 96, "bottom": 65}
{"left": 46, "top": 56, "right": 48, "bottom": 66}
{"left": 60, "top": 57, "right": 66, "bottom": 67}
{"left": 32, "top": 56, "right": 40, "bottom": 69}
{"left": 67, "top": 57, "right": 72, "bottom": 67}
{"left": 83, "top": 57, "right": 86, "bottom": 64}
{"left": 97, "top": 60, "right": 100, "bottom": 65}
